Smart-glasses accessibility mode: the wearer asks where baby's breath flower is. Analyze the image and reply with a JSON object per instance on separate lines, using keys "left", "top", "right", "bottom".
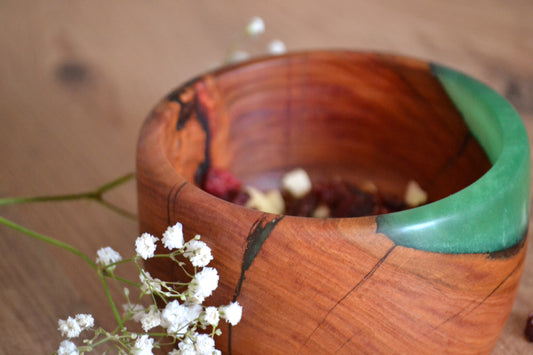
{"left": 135, "top": 233, "right": 158, "bottom": 260}
{"left": 162, "top": 222, "right": 184, "bottom": 250}
{"left": 268, "top": 39, "right": 287, "bottom": 55}
{"left": 201, "top": 306, "right": 220, "bottom": 327}
{"left": 189, "top": 267, "right": 219, "bottom": 303}
{"left": 245, "top": 16, "right": 265, "bottom": 37}
{"left": 140, "top": 271, "right": 162, "bottom": 295}
{"left": 219, "top": 301, "right": 243, "bottom": 326}
{"left": 194, "top": 333, "right": 216, "bottom": 355}
{"left": 58, "top": 316, "right": 82, "bottom": 338}
{"left": 161, "top": 300, "right": 202, "bottom": 335}
{"left": 57, "top": 340, "right": 78, "bottom": 355}
{"left": 228, "top": 50, "right": 250, "bottom": 63}
{"left": 74, "top": 314, "right": 94, "bottom": 330}
{"left": 140, "top": 307, "right": 161, "bottom": 332}
{"left": 184, "top": 239, "right": 213, "bottom": 267}
{"left": 123, "top": 303, "right": 145, "bottom": 321}
{"left": 95, "top": 247, "right": 122, "bottom": 270}
{"left": 132, "top": 334, "right": 154, "bottom": 355}
{"left": 176, "top": 338, "right": 195, "bottom": 355}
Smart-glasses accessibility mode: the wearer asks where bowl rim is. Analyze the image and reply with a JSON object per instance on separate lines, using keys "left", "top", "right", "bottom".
{"left": 138, "top": 50, "right": 531, "bottom": 254}
{"left": 377, "top": 62, "right": 530, "bottom": 253}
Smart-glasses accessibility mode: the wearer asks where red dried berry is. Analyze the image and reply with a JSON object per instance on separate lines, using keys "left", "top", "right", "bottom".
{"left": 526, "top": 312, "right": 533, "bottom": 342}
{"left": 203, "top": 168, "right": 243, "bottom": 200}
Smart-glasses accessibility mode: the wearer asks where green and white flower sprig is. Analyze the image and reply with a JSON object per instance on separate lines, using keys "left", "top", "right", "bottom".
{"left": 0, "top": 15, "right": 286, "bottom": 354}
{"left": 56, "top": 221, "right": 242, "bottom": 355}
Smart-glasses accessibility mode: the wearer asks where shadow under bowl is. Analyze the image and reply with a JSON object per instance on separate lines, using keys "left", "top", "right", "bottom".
{"left": 136, "top": 51, "right": 530, "bottom": 354}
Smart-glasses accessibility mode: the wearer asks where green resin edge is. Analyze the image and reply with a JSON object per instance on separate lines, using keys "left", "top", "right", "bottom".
{"left": 376, "top": 63, "right": 530, "bottom": 253}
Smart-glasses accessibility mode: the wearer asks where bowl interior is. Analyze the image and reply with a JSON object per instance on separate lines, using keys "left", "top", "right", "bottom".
{"left": 171, "top": 52, "right": 491, "bottom": 205}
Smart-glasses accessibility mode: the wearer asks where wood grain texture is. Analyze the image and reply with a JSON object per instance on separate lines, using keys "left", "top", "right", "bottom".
{"left": 136, "top": 52, "right": 526, "bottom": 354}
{"left": 1, "top": 0, "right": 532, "bottom": 354}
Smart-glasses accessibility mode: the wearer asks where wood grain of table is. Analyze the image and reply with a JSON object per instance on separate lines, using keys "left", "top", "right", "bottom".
{"left": 0, "top": 1, "right": 532, "bottom": 354}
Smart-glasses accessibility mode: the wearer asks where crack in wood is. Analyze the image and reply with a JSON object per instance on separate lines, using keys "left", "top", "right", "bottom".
{"left": 302, "top": 244, "right": 397, "bottom": 350}
{"left": 435, "top": 257, "right": 524, "bottom": 331}
{"left": 166, "top": 182, "right": 187, "bottom": 226}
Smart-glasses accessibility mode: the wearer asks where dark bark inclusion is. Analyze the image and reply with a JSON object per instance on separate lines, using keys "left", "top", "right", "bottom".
{"left": 228, "top": 215, "right": 284, "bottom": 354}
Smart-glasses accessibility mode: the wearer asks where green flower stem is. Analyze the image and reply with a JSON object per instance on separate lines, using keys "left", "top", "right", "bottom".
{"left": 98, "top": 271, "right": 125, "bottom": 330}
{"left": 94, "top": 173, "right": 135, "bottom": 195}
{"left": 95, "top": 199, "right": 137, "bottom": 221}
{"left": 109, "top": 274, "right": 140, "bottom": 288}
{"left": 0, "top": 216, "right": 97, "bottom": 270}
{"left": 0, "top": 172, "right": 136, "bottom": 220}
{"left": 0, "top": 216, "right": 126, "bottom": 330}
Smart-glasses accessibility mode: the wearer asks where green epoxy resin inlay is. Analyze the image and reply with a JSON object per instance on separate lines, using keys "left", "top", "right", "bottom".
{"left": 377, "top": 64, "right": 530, "bottom": 253}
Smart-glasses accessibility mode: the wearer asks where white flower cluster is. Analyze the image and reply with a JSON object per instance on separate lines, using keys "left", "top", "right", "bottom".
{"left": 57, "top": 314, "right": 94, "bottom": 354}
{"left": 184, "top": 238, "right": 214, "bottom": 268}
{"left": 95, "top": 246, "right": 122, "bottom": 270}
{"left": 56, "top": 221, "right": 243, "bottom": 355}
{"left": 169, "top": 333, "right": 220, "bottom": 355}
{"left": 228, "top": 16, "right": 287, "bottom": 64}
{"left": 57, "top": 313, "right": 94, "bottom": 338}
{"left": 57, "top": 340, "right": 78, "bottom": 355}
{"left": 132, "top": 334, "right": 154, "bottom": 355}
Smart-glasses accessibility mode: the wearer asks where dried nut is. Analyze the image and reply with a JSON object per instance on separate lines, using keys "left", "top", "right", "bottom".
{"left": 405, "top": 180, "right": 427, "bottom": 207}
{"left": 245, "top": 187, "right": 285, "bottom": 214}
{"left": 281, "top": 168, "right": 312, "bottom": 198}
{"left": 312, "top": 204, "right": 331, "bottom": 218}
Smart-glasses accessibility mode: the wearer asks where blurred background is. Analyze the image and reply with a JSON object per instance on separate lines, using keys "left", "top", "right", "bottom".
{"left": 0, "top": 0, "right": 532, "bottom": 353}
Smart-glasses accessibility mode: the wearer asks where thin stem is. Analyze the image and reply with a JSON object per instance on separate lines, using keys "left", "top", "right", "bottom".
{"left": 223, "top": 33, "right": 247, "bottom": 63}
{"left": 0, "top": 172, "right": 136, "bottom": 220}
{"left": 108, "top": 274, "right": 140, "bottom": 288}
{"left": 0, "top": 216, "right": 127, "bottom": 330}
{"left": 0, "top": 191, "right": 95, "bottom": 206}
{"left": 95, "top": 173, "right": 135, "bottom": 195}
{"left": 0, "top": 216, "right": 97, "bottom": 270}
{"left": 95, "top": 199, "right": 137, "bottom": 221}
{"left": 98, "top": 271, "right": 124, "bottom": 330}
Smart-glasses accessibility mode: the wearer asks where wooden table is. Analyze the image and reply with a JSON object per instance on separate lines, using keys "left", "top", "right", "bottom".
{"left": 1, "top": 1, "right": 531, "bottom": 353}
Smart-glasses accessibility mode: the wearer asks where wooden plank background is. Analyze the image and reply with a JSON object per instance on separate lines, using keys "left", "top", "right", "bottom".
{"left": 0, "top": 0, "right": 531, "bottom": 353}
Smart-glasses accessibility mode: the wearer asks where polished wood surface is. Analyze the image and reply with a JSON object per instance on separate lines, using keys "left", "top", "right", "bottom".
{"left": 136, "top": 52, "right": 523, "bottom": 354}
{"left": 1, "top": 1, "right": 532, "bottom": 354}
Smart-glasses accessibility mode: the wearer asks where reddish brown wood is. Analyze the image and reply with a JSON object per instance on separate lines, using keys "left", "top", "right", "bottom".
{"left": 136, "top": 52, "right": 523, "bottom": 354}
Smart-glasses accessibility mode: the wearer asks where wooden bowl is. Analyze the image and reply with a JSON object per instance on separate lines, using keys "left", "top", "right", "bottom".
{"left": 136, "top": 51, "right": 530, "bottom": 354}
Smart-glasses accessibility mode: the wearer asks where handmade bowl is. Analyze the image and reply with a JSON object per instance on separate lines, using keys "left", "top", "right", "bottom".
{"left": 136, "top": 51, "right": 530, "bottom": 354}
